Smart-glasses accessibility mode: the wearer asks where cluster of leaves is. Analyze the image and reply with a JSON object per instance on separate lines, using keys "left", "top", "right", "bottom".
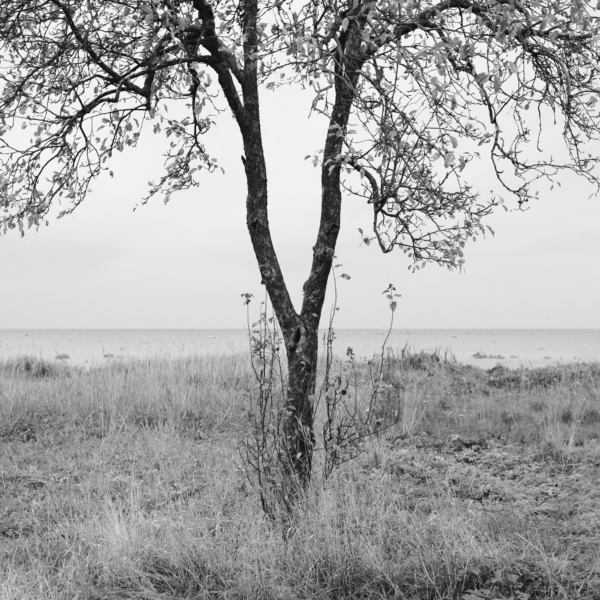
{"left": 256, "top": 0, "right": 600, "bottom": 267}
{"left": 0, "top": 0, "right": 220, "bottom": 235}
{"left": 3, "top": 0, "right": 600, "bottom": 271}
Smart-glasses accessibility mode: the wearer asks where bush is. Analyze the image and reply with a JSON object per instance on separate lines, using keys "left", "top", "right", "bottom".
{"left": 1, "top": 355, "right": 61, "bottom": 378}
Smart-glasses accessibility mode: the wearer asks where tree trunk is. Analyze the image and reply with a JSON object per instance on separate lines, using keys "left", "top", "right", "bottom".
{"left": 208, "top": 0, "right": 366, "bottom": 493}
{"left": 282, "top": 322, "right": 318, "bottom": 488}
{"left": 232, "top": 0, "right": 317, "bottom": 492}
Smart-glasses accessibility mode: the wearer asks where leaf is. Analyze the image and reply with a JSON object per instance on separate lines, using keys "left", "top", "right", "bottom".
{"left": 341, "top": 18, "right": 349, "bottom": 32}
{"left": 340, "top": 273, "right": 351, "bottom": 280}
{"left": 494, "top": 74, "right": 502, "bottom": 93}
{"left": 390, "top": 301, "right": 397, "bottom": 312}
{"left": 475, "top": 72, "right": 489, "bottom": 85}
{"left": 444, "top": 152, "right": 455, "bottom": 168}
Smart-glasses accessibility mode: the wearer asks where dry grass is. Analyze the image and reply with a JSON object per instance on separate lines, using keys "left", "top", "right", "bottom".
{"left": 1, "top": 350, "right": 600, "bottom": 599}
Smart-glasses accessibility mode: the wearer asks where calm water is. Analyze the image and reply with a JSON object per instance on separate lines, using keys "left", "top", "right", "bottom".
{"left": 1, "top": 329, "right": 600, "bottom": 368}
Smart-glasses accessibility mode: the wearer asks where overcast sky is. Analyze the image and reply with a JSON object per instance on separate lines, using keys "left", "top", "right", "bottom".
{"left": 2, "top": 87, "right": 600, "bottom": 330}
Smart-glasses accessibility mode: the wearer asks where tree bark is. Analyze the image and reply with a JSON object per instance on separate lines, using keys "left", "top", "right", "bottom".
{"left": 282, "top": 322, "right": 318, "bottom": 487}
{"left": 237, "top": 0, "right": 367, "bottom": 490}
{"left": 233, "top": 0, "right": 316, "bottom": 489}
{"left": 242, "top": 114, "right": 317, "bottom": 487}
{"left": 197, "top": 0, "right": 366, "bottom": 491}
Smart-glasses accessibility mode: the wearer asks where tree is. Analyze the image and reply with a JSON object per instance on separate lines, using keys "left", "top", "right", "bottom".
{"left": 2, "top": 0, "right": 600, "bottom": 490}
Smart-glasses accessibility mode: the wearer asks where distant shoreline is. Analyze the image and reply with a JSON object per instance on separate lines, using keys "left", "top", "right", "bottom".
{"left": 2, "top": 328, "right": 600, "bottom": 368}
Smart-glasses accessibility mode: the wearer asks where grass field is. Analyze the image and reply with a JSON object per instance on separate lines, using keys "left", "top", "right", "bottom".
{"left": 1, "top": 350, "right": 599, "bottom": 599}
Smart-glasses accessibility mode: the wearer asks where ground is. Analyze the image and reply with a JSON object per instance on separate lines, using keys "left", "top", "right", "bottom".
{"left": 1, "top": 351, "right": 599, "bottom": 599}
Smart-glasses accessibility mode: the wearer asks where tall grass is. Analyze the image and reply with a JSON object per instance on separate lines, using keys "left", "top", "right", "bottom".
{"left": 1, "top": 352, "right": 600, "bottom": 599}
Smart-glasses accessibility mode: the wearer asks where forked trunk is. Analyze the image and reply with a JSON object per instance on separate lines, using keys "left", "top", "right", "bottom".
{"left": 228, "top": 0, "right": 363, "bottom": 495}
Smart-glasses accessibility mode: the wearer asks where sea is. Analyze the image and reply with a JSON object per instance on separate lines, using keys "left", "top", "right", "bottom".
{"left": 1, "top": 329, "right": 600, "bottom": 369}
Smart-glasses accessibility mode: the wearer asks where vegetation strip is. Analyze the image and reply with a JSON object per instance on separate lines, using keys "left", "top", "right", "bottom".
{"left": 1, "top": 352, "right": 599, "bottom": 599}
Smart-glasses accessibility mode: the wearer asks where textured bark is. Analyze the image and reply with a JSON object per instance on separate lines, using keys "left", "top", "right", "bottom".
{"left": 238, "top": 0, "right": 367, "bottom": 488}
{"left": 282, "top": 323, "right": 318, "bottom": 487}
{"left": 194, "top": 0, "right": 366, "bottom": 489}
{"left": 242, "top": 97, "right": 317, "bottom": 486}
{"left": 301, "top": 20, "right": 367, "bottom": 331}
{"left": 237, "top": 0, "right": 316, "bottom": 486}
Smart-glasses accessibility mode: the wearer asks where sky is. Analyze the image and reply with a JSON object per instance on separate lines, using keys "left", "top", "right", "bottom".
{"left": 2, "top": 87, "right": 600, "bottom": 330}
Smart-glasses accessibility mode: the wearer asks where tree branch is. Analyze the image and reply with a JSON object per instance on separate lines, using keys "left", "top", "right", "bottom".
{"left": 50, "top": 0, "right": 147, "bottom": 98}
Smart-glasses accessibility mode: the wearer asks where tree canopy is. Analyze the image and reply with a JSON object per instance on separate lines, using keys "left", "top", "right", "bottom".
{"left": 3, "top": 1, "right": 600, "bottom": 263}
